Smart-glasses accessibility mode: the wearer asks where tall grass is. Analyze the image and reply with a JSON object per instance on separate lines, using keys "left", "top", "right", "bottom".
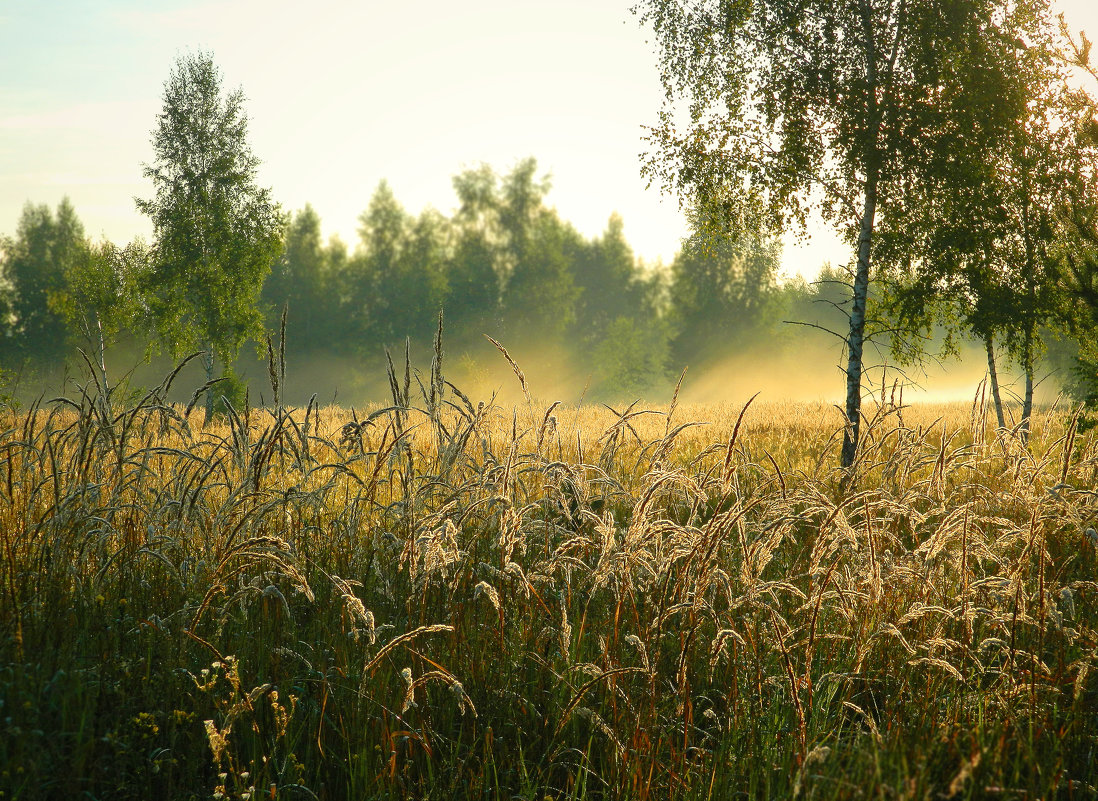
{"left": 0, "top": 336, "right": 1095, "bottom": 799}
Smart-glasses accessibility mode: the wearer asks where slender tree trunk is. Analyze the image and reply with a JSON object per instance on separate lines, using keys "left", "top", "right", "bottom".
{"left": 1022, "top": 367, "right": 1034, "bottom": 441}
{"left": 1020, "top": 327, "right": 1034, "bottom": 443}
{"left": 203, "top": 345, "right": 216, "bottom": 426}
{"left": 842, "top": 173, "right": 878, "bottom": 470}
{"left": 1017, "top": 176, "right": 1037, "bottom": 445}
{"left": 95, "top": 316, "right": 107, "bottom": 378}
{"left": 984, "top": 333, "right": 1005, "bottom": 429}
{"left": 93, "top": 314, "right": 111, "bottom": 423}
{"left": 844, "top": 1, "right": 882, "bottom": 473}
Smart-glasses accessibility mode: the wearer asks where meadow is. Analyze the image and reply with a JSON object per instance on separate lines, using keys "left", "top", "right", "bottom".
{"left": 0, "top": 347, "right": 1095, "bottom": 800}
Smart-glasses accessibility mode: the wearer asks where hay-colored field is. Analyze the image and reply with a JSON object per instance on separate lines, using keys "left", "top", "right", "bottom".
{"left": 0, "top": 368, "right": 1095, "bottom": 799}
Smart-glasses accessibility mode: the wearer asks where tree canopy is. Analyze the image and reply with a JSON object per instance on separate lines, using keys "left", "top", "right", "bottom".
{"left": 1, "top": 199, "right": 86, "bottom": 364}
{"left": 636, "top": 0, "right": 1047, "bottom": 467}
{"left": 136, "top": 51, "right": 283, "bottom": 420}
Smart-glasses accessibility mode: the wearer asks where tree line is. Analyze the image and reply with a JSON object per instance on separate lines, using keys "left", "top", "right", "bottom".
{"left": 3, "top": 34, "right": 1098, "bottom": 439}
{"left": 0, "top": 50, "right": 856, "bottom": 412}
{"left": 0, "top": 156, "right": 1089, "bottom": 414}
{"left": 0, "top": 162, "right": 857, "bottom": 403}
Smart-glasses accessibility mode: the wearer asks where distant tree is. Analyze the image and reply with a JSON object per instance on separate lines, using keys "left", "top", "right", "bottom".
{"left": 569, "top": 213, "right": 671, "bottom": 394}
{"left": 0, "top": 237, "right": 12, "bottom": 347}
{"left": 636, "top": 0, "right": 1042, "bottom": 468}
{"left": 572, "top": 213, "right": 651, "bottom": 338}
{"left": 593, "top": 316, "right": 671, "bottom": 398}
{"left": 446, "top": 159, "right": 579, "bottom": 341}
{"left": 341, "top": 182, "right": 451, "bottom": 351}
{"left": 502, "top": 209, "right": 581, "bottom": 340}
{"left": 263, "top": 204, "right": 331, "bottom": 352}
{"left": 50, "top": 238, "right": 147, "bottom": 380}
{"left": 497, "top": 158, "right": 550, "bottom": 270}
{"left": 447, "top": 229, "right": 500, "bottom": 340}
{"left": 393, "top": 208, "right": 450, "bottom": 340}
{"left": 0, "top": 199, "right": 86, "bottom": 365}
{"left": 345, "top": 181, "right": 405, "bottom": 348}
{"left": 136, "top": 51, "right": 283, "bottom": 422}
{"left": 321, "top": 234, "right": 353, "bottom": 350}
{"left": 668, "top": 206, "right": 782, "bottom": 364}
{"left": 782, "top": 264, "right": 859, "bottom": 339}
{"left": 452, "top": 159, "right": 577, "bottom": 340}
{"left": 449, "top": 165, "right": 505, "bottom": 338}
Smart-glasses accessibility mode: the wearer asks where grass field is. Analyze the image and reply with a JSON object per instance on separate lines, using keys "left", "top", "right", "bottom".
{"left": 0, "top": 352, "right": 1095, "bottom": 799}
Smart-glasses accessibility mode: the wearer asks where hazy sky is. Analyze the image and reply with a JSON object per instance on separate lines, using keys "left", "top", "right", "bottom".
{"left": 3, "top": 0, "right": 1097, "bottom": 279}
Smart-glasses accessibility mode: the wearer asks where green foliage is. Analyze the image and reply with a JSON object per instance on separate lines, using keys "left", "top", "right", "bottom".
{"left": 572, "top": 213, "right": 656, "bottom": 340}
{"left": 502, "top": 210, "right": 581, "bottom": 340}
{"left": 211, "top": 365, "right": 250, "bottom": 419}
{"left": 635, "top": 0, "right": 1035, "bottom": 236}
{"left": 668, "top": 208, "right": 782, "bottom": 363}
{"left": 327, "top": 159, "right": 655, "bottom": 360}
{"left": 0, "top": 198, "right": 86, "bottom": 364}
{"left": 348, "top": 185, "right": 450, "bottom": 347}
{"left": 1053, "top": 56, "right": 1098, "bottom": 415}
{"left": 635, "top": 0, "right": 1052, "bottom": 466}
{"left": 780, "top": 265, "right": 853, "bottom": 334}
{"left": 0, "top": 364, "right": 20, "bottom": 411}
{"left": 592, "top": 315, "right": 671, "bottom": 398}
{"left": 911, "top": 49, "right": 1073, "bottom": 301}
{"left": 136, "top": 51, "right": 283, "bottom": 391}
{"left": 876, "top": 17, "right": 1095, "bottom": 431}
{"left": 262, "top": 204, "right": 340, "bottom": 354}
{"left": 49, "top": 238, "right": 147, "bottom": 368}
{"left": 446, "top": 227, "right": 500, "bottom": 337}
{"left": 449, "top": 158, "right": 581, "bottom": 342}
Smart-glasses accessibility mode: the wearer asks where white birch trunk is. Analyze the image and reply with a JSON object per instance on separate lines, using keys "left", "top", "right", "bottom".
{"left": 203, "top": 346, "right": 216, "bottom": 426}
{"left": 842, "top": 177, "right": 877, "bottom": 470}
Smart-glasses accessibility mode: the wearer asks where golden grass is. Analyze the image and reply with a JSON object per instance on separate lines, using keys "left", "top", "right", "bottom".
{"left": 0, "top": 362, "right": 1095, "bottom": 799}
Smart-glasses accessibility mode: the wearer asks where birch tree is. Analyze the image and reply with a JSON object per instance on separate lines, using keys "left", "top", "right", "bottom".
{"left": 878, "top": 16, "right": 1092, "bottom": 437}
{"left": 1055, "top": 27, "right": 1098, "bottom": 404}
{"left": 635, "top": 0, "right": 1042, "bottom": 468}
{"left": 137, "top": 52, "right": 282, "bottom": 423}
{"left": 50, "top": 238, "right": 146, "bottom": 384}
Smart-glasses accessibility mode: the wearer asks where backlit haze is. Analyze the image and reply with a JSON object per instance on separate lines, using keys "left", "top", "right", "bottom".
{"left": 6, "top": 0, "right": 1095, "bottom": 281}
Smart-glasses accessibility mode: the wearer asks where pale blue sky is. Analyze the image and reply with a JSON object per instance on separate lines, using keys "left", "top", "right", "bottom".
{"left": 2, "top": 0, "right": 1096, "bottom": 277}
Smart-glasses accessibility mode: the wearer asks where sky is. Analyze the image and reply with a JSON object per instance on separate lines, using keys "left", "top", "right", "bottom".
{"left": 2, "top": 0, "right": 1097, "bottom": 280}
